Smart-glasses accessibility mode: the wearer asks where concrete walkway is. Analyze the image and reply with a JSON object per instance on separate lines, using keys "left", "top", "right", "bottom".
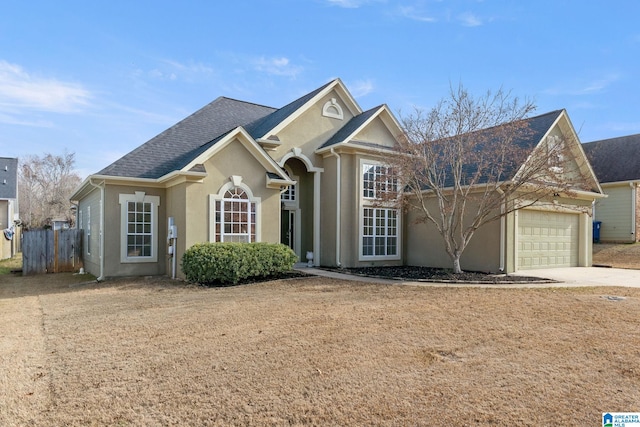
{"left": 296, "top": 266, "right": 640, "bottom": 288}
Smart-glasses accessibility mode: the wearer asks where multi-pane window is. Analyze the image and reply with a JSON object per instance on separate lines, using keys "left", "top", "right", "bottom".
{"left": 126, "top": 201, "right": 152, "bottom": 257}
{"left": 119, "top": 193, "right": 159, "bottom": 263}
{"left": 215, "top": 187, "right": 256, "bottom": 243}
{"left": 363, "top": 163, "right": 397, "bottom": 199}
{"left": 280, "top": 182, "right": 296, "bottom": 202}
{"left": 362, "top": 208, "right": 397, "bottom": 257}
{"left": 361, "top": 162, "right": 400, "bottom": 259}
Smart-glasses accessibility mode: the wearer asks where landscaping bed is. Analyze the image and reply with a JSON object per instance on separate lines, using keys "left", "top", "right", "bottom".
{"left": 328, "top": 266, "right": 550, "bottom": 283}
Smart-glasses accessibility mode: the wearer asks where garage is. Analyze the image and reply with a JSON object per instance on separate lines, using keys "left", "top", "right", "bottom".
{"left": 517, "top": 209, "right": 579, "bottom": 269}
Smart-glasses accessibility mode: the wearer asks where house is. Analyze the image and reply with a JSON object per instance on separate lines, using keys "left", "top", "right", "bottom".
{"left": 71, "top": 79, "right": 603, "bottom": 280}
{"left": 583, "top": 133, "right": 640, "bottom": 243}
{"left": 0, "top": 157, "right": 19, "bottom": 260}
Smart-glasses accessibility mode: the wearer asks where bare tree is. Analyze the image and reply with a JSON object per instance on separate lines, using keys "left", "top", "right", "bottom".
{"left": 18, "top": 151, "right": 82, "bottom": 229}
{"left": 390, "top": 84, "right": 587, "bottom": 274}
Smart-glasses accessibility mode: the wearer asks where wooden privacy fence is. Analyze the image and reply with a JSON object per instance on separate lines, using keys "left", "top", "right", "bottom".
{"left": 22, "top": 229, "right": 83, "bottom": 275}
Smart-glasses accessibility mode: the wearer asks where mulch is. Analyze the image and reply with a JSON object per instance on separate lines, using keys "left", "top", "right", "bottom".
{"left": 325, "top": 266, "right": 553, "bottom": 284}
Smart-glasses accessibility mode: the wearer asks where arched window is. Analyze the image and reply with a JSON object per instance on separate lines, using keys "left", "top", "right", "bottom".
{"left": 214, "top": 186, "right": 257, "bottom": 242}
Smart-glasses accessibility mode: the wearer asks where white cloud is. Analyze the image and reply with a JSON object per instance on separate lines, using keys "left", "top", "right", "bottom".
{"left": 458, "top": 12, "right": 483, "bottom": 27}
{"left": 348, "top": 79, "right": 375, "bottom": 97}
{"left": 0, "top": 60, "right": 91, "bottom": 114}
{"left": 398, "top": 5, "right": 436, "bottom": 22}
{"left": 544, "top": 73, "right": 621, "bottom": 96}
{"left": 325, "top": 0, "right": 382, "bottom": 8}
{"left": 253, "top": 56, "right": 303, "bottom": 77}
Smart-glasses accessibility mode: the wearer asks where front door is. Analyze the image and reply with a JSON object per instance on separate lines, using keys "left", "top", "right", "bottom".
{"left": 280, "top": 210, "right": 295, "bottom": 250}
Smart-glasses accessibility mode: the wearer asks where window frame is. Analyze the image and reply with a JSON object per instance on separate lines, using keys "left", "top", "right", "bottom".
{"left": 118, "top": 193, "right": 160, "bottom": 263}
{"left": 209, "top": 181, "right": 261, "bottom": 243}
{"left": 359, "top": 159, "right": 401, "bottom": 261}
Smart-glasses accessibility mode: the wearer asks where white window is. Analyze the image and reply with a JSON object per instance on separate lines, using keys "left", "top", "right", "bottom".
{"left": 362, "top": 207, "right": 398, "bottom": 257}
{"left": 547, "top": 135, "right": 565, "bottom": 173}
{"left": 86, "top": 206, "right": 91, "bottom": 255}
{"left": 363, "top": 163, "right": 398, "bottom": 199}
{"left": 360, "top": 161, "right": 401, "bottom": 260}
{"left": 210, "top": 181, "right": 261, "bottom": 243}
{"left": 118, "top": 193, "right": 160, "bottom": 263}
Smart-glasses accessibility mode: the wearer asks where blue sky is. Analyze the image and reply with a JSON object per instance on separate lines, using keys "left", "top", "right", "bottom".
{"left": 1, "top": 0, "right": 639, "bottom": 178}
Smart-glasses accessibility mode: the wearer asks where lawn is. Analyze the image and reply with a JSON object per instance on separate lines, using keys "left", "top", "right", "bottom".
{"left": 1, "top": 271, "right": 639, "bottom": 426}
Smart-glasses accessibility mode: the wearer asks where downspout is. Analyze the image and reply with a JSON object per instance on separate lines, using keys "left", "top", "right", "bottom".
{"left": 89, "top": 179, "right": 105, "bottom": 281}
{"left": 496, "top": 187, "right": 506, "bottom": 272}
{"left": 329, "top": 148, "right": 341, "bottom": 267}
{"left": 631, "top": 182, "right": 638, "bottom": 239}
{"left": 499, "top": 201, "right": 506, "bottom": 273}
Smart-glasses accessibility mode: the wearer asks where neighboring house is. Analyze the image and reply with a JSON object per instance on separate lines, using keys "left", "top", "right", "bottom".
{"left": 0, "top": 157, "right": 19, "bottom": 260}
{"left": 583, "top": 133, "right": 640, "bottom": 243}
{"left": 71, "top": 79, "right": 603, "bottom": 279}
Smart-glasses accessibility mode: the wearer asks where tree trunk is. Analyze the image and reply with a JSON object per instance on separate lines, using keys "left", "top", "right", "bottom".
{"left": 452, "top": 255, "right": 462, "bottom": 274}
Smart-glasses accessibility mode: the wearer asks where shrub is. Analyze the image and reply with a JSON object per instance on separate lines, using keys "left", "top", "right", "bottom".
{"left": 181, "top": 242, "right": 298, "bottom": 285}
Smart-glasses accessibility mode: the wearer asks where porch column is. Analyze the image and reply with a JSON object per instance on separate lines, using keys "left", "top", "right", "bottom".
{"left": 313, "top": 171, "right": 321, "bottom": 266}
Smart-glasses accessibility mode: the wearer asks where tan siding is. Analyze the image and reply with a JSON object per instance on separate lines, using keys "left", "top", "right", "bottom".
{"left": 595, "top": 185, "right": 634, "bottom": 242}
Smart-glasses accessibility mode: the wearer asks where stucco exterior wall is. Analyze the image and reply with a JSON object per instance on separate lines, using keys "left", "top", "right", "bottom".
{"left": 594, "top": 184, "right": 635, "bottom": 242}
{"left": 405, "top": 198, "right": 502, "bottom": 272}
{"left": 102, "top": 184, "right": 167, "bottom": 278}
{"left": 77, "top": 186, "right": 102, "bottom": 277}
{"left": 636, "top": 185, "right": 640, "bottom": 242}
{"left": 320, "top": 155, "right": 337, "bottom": 266}
{"left": 353, "top": 116, "right": 398, "bottom": 148}
{"left": 272, "top": 90, "right": 355, "bottom": 166}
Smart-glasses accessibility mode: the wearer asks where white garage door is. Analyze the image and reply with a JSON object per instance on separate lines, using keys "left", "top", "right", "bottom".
{"left": 518, "top": 210, "right": 579, "bottom": 269}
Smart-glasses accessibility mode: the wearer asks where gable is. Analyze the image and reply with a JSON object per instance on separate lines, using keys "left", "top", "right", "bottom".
{"left": 184, "top": 127, "right": 293, "bottom": 189}
{"left": 518, "top": 111, "right": 602, "bottom": 194}
{"left": 352, "top": 113, "right": 399, "bottom": 149}
{"left": 270, "top": 88, "right": 359, "bottom": 158}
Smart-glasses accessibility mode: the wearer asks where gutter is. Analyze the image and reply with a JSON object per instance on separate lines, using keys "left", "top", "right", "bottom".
{"left": 89, "top": 178, "right": 105, "bottom": 281}
{"left": 329, "top": 148, "right": 341, "bottom": 267}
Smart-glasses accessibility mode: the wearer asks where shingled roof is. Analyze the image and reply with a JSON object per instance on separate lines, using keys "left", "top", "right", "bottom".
{"left": 319, "top": 106, "right": 382, "bottom": 149}
{"left": 582, "top": 133, "right": 640, "bottom": 183}
{"left": 246, "top": 80, "right": 334, "bottom": 140}
{"left": 432, "top": 110, "right": 564, "bottom": 188}
{"left": 98, "top": 97, "right": 276, "bottom": 179}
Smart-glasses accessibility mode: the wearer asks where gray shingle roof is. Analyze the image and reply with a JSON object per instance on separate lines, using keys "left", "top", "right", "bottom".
{"left": 0, "top": 157, "right": 18, "bottom": 199}
{"left": 319, "top": 106, "right": 382, "bottom": 149}
{"left": 423, "top": 110, "right": 564, "bottom": 188}
{"left": 246, "top": 80, "right": 334, "bottom": 139}
{"left": 582, "top": 133, "right": 640, "bottom": 183}
{"left": 98, "top": 97, "right": 276, "bottom": 179}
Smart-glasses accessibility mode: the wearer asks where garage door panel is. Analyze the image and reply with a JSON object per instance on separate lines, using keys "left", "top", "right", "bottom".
{"left": 518, "top": 210, "right": 579, "bottom": 269}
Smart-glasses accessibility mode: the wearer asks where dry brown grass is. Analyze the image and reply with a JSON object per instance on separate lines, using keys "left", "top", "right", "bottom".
{"left": 1, "top": 271, "right": 639, "bottom": 426}
{"left": 593, "top": 242, "right": 640, "bottom": 269}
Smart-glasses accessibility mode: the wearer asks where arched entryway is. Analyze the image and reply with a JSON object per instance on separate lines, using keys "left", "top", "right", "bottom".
{"left": 280, "top": 157, "right": 313, "bottom": 262}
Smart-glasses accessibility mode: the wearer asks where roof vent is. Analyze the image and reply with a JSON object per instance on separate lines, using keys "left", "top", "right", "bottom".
{"left": 322, "top": 98, "right": 344, "bottom": 120}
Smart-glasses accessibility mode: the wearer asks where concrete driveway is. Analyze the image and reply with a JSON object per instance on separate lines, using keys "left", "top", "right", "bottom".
{"left": 512, "top": 267, "right": 640, "bottom": 288}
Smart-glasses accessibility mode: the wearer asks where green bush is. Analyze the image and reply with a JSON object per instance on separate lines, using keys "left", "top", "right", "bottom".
{"left": 181, "top": 242, "right": 298, "bottom": 285}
